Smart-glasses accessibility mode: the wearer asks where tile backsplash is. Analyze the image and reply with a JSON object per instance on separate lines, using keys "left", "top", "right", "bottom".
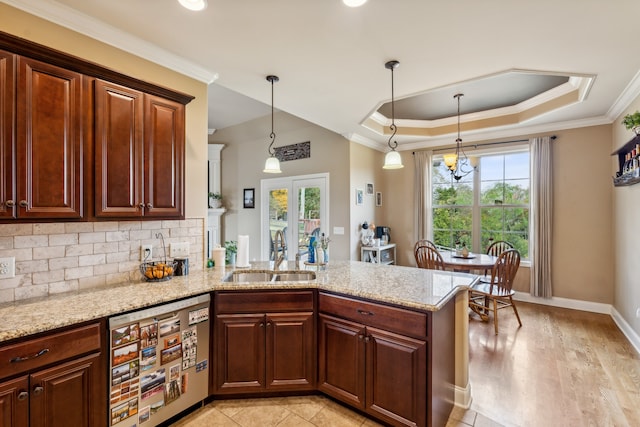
{"left": 0, "top": 218, "right": 204, "bottom": 303}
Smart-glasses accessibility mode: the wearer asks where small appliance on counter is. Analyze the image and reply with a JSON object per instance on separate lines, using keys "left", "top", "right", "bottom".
{"left": 375, "top": 226, "right": 391, "bottom": 244}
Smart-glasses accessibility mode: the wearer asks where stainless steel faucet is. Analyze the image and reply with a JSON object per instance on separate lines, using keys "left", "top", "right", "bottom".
{"left": 273, "top": 229, "right": 287, "bottom": 270}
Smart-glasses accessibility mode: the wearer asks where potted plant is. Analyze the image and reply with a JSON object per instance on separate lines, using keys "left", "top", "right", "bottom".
{"left": 224, "top": 240, "right": 237, "bottom": 265}
{"left": 208, "top": 192, "right": 223, "bottom": 208}
{"left": 622, "top": 111, "right": 640, "bottom": 135}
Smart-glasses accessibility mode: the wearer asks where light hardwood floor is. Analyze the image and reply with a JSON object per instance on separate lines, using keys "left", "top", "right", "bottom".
{"left": 172, "top": 301, "right": 640, "bottom": 427}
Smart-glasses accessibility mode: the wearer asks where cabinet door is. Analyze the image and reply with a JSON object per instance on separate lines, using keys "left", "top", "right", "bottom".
{"left": 29, "top": 352, "right": 104, "bottom": 427}
{"left": 0, "top": 376, "right": 29, "bottom": 427}
{"left": 215, "top": 314, "right": 265, "bottom": 393}
{"left": 266, "top": 312, "right": 315, "bottom": 391}
{"left": 0, "top": 50, "right": 15, "bottom": 219}
{"left": 365, "top": 326, "right": 427, "bottom": 427}
{"left": 143, "top": 94, "right": 184, "bottom": 218}
{"left": 16, "top": 57, "right": 84, "bottom": 219}
{"left": 317, "top": 314, "right": 365, "bottom": 409}
{"left": 94, "top": 79, "right": 144, "bottom": 217}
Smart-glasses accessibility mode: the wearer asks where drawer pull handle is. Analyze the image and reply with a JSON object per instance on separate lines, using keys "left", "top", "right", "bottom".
{"left": 357, "top": 309, "right": 374, "bottom": 316}
{"left": 32, "top": 386, "right": 44, "bottom": 396}
{"left": 10, "top": 348, "right": 49, "bottom": 363}
{"left": 17, "top": 391, "right": 28, "bottom": 401}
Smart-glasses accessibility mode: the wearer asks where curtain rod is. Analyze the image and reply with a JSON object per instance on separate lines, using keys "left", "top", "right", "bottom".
{"left": 413, "top": 135, "right": 557, "bottom": 154}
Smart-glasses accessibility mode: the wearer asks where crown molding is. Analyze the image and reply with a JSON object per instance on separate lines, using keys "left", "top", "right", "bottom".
{"left": 341, "top": 132, "right": 387, "bottom": 151}
{"left": 607, "top": 68, "right": 640, "bottom": 121}
{"left": 3, "top": 0, "right": 218, "bottom": 84}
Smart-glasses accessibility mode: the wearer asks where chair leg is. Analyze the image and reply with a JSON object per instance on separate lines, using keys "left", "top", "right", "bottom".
{"left": 510, "top": 296, "right": 522, "bottom": 327}
{"left": 493, "top": 298, "right": 499, "bottom": 334}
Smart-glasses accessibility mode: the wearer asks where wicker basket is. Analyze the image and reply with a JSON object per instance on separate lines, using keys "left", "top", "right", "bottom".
{"left": 140, "top": 261, "right": 177, "bottom": 282}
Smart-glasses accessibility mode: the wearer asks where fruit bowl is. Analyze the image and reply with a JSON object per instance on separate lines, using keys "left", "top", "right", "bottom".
{"left": 140, "top": 261, "right": 177, "bottom": 282}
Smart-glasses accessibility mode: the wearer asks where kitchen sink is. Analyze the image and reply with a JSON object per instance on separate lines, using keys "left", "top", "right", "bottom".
{"left": 272, "top": 272, "right": 316, "bottom": 282}
{"left": 222, "top": 270, "right": 316, "bottom": 283}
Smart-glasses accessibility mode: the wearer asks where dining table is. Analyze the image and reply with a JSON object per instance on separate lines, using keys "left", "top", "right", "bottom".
{"left": 440, "top": 250, "right": 498, "bottom": 273}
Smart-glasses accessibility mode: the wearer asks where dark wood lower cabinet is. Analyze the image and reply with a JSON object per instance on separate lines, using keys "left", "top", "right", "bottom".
{"left": 0, "top": 376, "right": 29, "bottom": 427}
{"left": 318, "top": 314, "right": 427, "bottom": 427}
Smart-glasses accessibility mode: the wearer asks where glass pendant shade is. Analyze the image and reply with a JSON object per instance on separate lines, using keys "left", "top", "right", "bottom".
{"left": 383, "top": 151, "right": 403, "bottom": 169}
{"left": 343, "top": 0, "right": 367, "bottom": 7}
{"left": 443, "top": 153, "right": 458, "bottom": 170}
{"left": 178, "top": 0, "right": 207, "bottom": 11}
{"left": 263, "top": 156, "right": 282, "bottom": 174}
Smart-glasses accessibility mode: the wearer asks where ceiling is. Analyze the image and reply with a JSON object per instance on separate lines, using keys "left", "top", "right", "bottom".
{"left": 7, "top": 0, "right": 640, "bottom": 151}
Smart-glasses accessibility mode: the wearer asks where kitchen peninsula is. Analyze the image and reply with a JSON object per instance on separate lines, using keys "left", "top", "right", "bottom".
{"left": 0, "top": 261, "right": 475, "bottom": 427}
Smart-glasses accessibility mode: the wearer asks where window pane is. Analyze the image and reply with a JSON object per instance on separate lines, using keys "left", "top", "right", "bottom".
{"left": 504, "top": 152, "right": 529, "bottom": 179}
{"left": 432, "top": 207, "right": 472, "bottom": 248}
{"left": 433, "top": 183, "right": 473, "bottom": 206}
{"left": 480, "top": 156, "right": 504, "bottom": 181}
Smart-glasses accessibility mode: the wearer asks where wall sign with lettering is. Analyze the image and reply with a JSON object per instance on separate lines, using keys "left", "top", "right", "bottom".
{"left": 274, "top": 141, "right": 310, "bottom": 162}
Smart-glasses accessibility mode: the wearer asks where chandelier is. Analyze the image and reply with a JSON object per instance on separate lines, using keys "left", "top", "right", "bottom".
{"left": 443, "top": 93, "right": 474, "bottom": 180}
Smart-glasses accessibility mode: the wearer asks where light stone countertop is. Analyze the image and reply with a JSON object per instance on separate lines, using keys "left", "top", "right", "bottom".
{"left": 0, "top": 260, "right": 477, "bottom": 343}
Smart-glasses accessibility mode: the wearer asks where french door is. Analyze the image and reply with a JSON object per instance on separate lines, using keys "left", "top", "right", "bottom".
{"left": 260, "top": 173, "right": 329, "bottom": 261}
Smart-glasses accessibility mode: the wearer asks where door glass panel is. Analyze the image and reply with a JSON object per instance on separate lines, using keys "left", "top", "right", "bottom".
{"left": 297, "top": 185, "right": 321, "bottom": 258}
{"left": 268, "top": 188, "right": 288, "bottom": 260}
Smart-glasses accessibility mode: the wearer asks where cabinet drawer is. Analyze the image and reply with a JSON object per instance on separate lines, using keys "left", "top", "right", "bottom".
{"left": 216, "top": 290, "right": 314, "bottom": 314}
{"left": 0, "top": 323, "right": 101, "bottom": 379}
{"left": 319, "top": 293, "right": 427, "bottom": 338}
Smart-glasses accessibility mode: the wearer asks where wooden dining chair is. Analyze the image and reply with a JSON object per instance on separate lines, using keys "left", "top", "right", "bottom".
{"left": 483, "top": 240, "right": 514, "bottom": 277}
{"left": 469, "top": 248, "right": 522, "bottom": 334}
{"left": 414, "top": 243, "right": 445, "bottom": 270}
{"left": 414, "top": 239, "right": 438, "bottom": 253}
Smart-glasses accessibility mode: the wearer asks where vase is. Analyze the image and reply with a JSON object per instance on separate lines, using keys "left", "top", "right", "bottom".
{"left": 209, "top": 198, "right": 222, "bottom": 209}
{"left": 634, "top": 126, "right": 640, "bottom": 136}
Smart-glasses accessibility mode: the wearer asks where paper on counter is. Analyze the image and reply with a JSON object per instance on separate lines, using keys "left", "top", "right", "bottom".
{"left": 236, "top": 235, "right": 250, "bottom": 267}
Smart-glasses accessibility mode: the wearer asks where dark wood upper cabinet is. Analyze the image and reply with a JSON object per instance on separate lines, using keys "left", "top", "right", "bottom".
{"left": 94, "top": 80, "right": 144, "bottom": 217}
{"left": 15, "top": 56, "right": 84, "bottom": 219}
{"left": 0, "top": 49, "right": 14, "bottom": 219}
{"left": 94, "top": 80, "right": 185, "bottom": 219}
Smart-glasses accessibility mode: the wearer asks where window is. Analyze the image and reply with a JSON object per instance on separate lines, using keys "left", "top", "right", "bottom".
{"left": 432, "top": 150, "right": 530, "bottom": 258}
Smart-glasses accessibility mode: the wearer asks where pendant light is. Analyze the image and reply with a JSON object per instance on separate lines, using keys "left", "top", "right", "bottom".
{"left": 444, "top": 93, "right": 473, "bottom": 180}
{"left": 263, "top": 75, "right": 282, "bottom": 174}
{"left": 178, "top": 0, "right": 207, "bottom": 11}
{"left": 383, "top": 60, "right": 404, "bottom": 169}
{"left": 343, "top": 0, "right": 367, "bottom": 7}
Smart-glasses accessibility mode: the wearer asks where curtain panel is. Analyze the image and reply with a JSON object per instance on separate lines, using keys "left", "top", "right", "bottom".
{"left": 529, "top": 136, "right": 553, "bottom": 298}
{"left": 413, "top": 151, "right": 433, "bottom": 244}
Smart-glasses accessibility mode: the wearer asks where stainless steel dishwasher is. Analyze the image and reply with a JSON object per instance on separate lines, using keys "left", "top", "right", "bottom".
{"left": 108, "top": 294, "right": 210, "bottom": 426}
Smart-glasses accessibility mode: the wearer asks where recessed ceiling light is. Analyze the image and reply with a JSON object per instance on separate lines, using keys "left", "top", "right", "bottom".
{"left": 343, "top": 0, "right": 367, "bottom": 7}
{"left": 178, "top": 0, "right": 207, "bottom": 11}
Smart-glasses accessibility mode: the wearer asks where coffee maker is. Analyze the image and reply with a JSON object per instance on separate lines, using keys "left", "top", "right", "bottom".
{"left": 375, "top": 226, "right": 391, "bottom": 245}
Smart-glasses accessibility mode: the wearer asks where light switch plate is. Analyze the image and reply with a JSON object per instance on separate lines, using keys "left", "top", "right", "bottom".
{"left": 0, "top": 257, "right": 15, "bottom": 279}
{"left": 170, "top": 242, "right": 190, "bottom": 258}
{"left": 333, "top": 227, "right": 345, "bottom": 235}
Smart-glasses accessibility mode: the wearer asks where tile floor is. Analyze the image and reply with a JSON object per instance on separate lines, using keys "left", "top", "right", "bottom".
{"left": 169, "top": 394, "right": 493, "bottom": 427}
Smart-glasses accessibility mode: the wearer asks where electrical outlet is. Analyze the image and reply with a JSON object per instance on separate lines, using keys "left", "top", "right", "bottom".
{"left": 170, "top": 242, "right": 190, "bottom": 258}
{"left": 0, "top": 257, "right": 15, "bottom": 279}
{"left": 141, "top": 245, "right": 153, "bottom": 261}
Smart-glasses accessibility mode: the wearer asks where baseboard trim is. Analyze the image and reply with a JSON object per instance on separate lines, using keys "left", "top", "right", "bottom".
{"left": 513, "top": 292, "right": 640, "bottom": 355}
{"left": 454, "top": 382, "right": 472, "bottom": 409}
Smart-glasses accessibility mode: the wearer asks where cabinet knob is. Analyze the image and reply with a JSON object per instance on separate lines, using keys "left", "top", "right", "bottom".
{"left": 146, "top": 203, "right": 153, "bottom": 209}
{"left": 358, "top": 334, "right": 364, "bottom": 340}
{"left": 19, "top": 200, "right": 28, "bottom": 208}
{"left": 260, "top": 322, "right": 264, "bottom": 328}
{"left": 5, "top": 200, "right": 15, "bottom": 207}
{"left": 17, "top": 391, "right": 28, "bottom": 401}
{"left": 364, "top": 336, "right": 370, "bottom": 343}
{"left": 138, "top": 203, "right": 145, "bottom": 209}
{"left": 32, "top": 386, "right": 44, "bottom": 396}
{"left": 266, "top": 322, "right": 272, "bottom": 327}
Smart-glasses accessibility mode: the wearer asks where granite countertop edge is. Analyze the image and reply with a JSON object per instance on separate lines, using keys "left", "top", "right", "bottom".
{"left": 0, "top": 261, "right": 474, "bottom": 343}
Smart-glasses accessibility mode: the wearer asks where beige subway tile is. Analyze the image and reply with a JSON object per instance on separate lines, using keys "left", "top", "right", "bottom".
{"left": 106, "top": 272, "right": 130, "bottom": 285}
{"left": 0, "top": 224, "right": 32, "bottom": 237}
{"left": 93, "top": 263, "right": 119, "bottom": 276}
{"left": 0, "top": 248, "right": 31, "bottom": 261}
{"left": 118, "top": 221, "right": 141, "bottom": 231}
{"left": 0, "top": 276, "right": 22, "bottom": 290}
{"left": 16, "top": 259, "right": 49, "bottom": 274}
{"left": 0, "top": 289, "right": 14, "bottom": 303}
{"left": 65, "top": 223, "right": 95, "bottom": 233}
{"left": 118, "top": 260, "right": 139, "bottom": 273}
{"left": 94, "top": 222, "right": 120, "bottom": 232}
{"left": 129, "top": 229, "right": 153, "bottom": 240}
{"left": 79, "top": 254, "right": 106, "bottom": 267}
{"left": 66, "top": 243, "right": 94, "bottom": 256}
{"left": 49, "top": 280, "right": 79, "bottom": 294}
{"left": 15, "top": 284, "right": 49, "bottom": 301}
{"left": 94, "top": 242, "right": 119, "bottom": 254}
{"left": 107, "top": 252, "right": 130, "bottom": 263}
{"left": 0, "top": 236, "right": 14, "bottom": 249}
{"left": 49, "top": 257, "right": 79, "bottom": 271}
{"left": 141, "top": 221, "right": 163, "bottom": 230}
{"left": 33, "top": 223, "right": 66, "bottom": 235}
{"left": 32, "top": 270, "right": 65, "bottom": 285}
{"left": 106, "top": 231, "right": 129, "bottom": 242}
{"left": 65, "top": 266, "right": 94, "bottom": 280}
{"left": 79, "top": 232, "right": 106, "bottom": 244}
{"left": 169, "top": 228, "right": 189, "bottom": 238}
{"left": 49, "top": 233, "right": 80, "bottom": 246}
{"left": 33, "top": 246, "right": 66, "bottom": 260}
{"left": 162, "top": 220, "right": 182, "bottom": 229}
{"left": 79, "top": 275, "right": 105, "bottom": 290}
{"left": 15, "top": 235, "right": 48, "bottom": 249}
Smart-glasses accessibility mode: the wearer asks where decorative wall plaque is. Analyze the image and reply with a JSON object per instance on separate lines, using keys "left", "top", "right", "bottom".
{"left": 274, "top": 141, "right": 310, "bottom": 162}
